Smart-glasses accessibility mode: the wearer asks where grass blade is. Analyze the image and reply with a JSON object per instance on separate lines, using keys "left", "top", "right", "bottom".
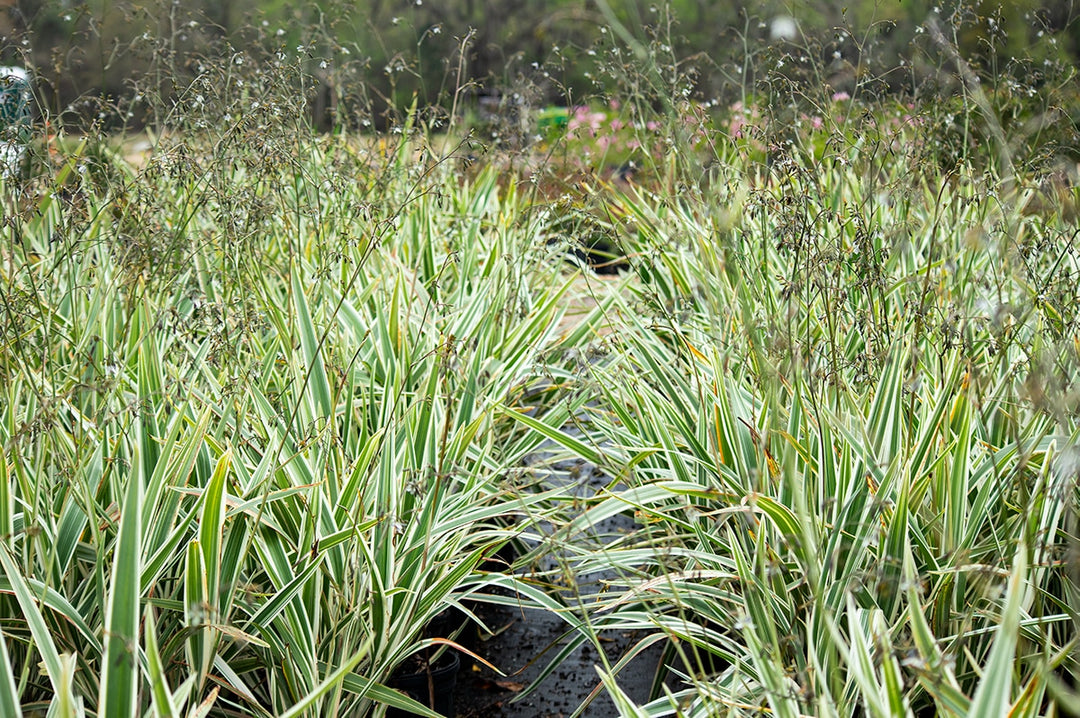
{"left": 99, "top": 447, "right": 143, "bottom": 718}
{"left": 292, "top": 267, "right": 333, "bottom": 420}
{"left": 497, "top": 403, "right": 605, "bottom": 466}
{"left": 277, "top": 642, "right": 370, "bottom": 718}
{"left": 966, "top": 542, "right": 1026, "bottom": 717}
{"left": 0, "top": 447, "right": 11, "bottom": 548}
{"left": 0, "top": 546, "right": 65, "bottom": 695}
{"left": 0, "top": 621, "right": 22, "bottom": 718}
{"left": 200, "top": 450, "right": 231, "bottom": 611}
{"left": 144, "top": 605, "right": 177, "bottom": 718}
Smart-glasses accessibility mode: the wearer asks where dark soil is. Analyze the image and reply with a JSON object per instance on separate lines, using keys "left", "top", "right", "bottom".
{"left": 453, "top": 600, "right": 664, "bottom": 717}
{"left": 451, "top": 454, "right": 667, "bottom": 718}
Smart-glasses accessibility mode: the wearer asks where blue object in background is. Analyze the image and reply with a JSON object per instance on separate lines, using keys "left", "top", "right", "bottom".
{"left": 1, "top": 66, "right": 32, "bottom": 178}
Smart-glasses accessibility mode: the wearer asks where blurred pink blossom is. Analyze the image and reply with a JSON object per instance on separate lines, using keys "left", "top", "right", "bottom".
{"left": 568, "top": 108, "right": 607, "bottom": 136}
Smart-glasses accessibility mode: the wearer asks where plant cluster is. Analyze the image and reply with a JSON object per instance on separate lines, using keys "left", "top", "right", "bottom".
{"left": 0, "top": 92, "right": 600, "bottom": 714}
{"left": 1, "top": 3, "right": 1079, "bottom": 718}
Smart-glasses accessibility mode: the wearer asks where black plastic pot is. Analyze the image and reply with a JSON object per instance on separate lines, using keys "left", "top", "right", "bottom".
{"left": 424, "top": 607, "right": 469, "bottom": 642}
{"left": 386, "top": 651, "right": 460, "bottom": 718}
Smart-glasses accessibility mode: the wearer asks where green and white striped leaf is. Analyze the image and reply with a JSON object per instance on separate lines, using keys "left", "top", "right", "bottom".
{"left": 99, "top": 447, "right": 143, "bottom": 718}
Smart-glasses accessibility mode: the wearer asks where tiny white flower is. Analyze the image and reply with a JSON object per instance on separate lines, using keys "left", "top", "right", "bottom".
{"left": 770, "top": 15, "right": 798, "bottom": 41}
{"left": 733, "top": 614, "right": 754, "bottom": 631}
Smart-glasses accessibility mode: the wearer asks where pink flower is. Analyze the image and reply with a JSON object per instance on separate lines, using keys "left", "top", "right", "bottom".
{"left": 646, "top": 120, "right": 660, "bottom": 131}
{"left": 831, "top": 91, "right": 850, "bottom": 102}
{"left": 812, "top": 116, "right": 823, "bottom": 129}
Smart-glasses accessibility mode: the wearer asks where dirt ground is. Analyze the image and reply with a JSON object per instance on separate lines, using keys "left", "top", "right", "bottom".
{"left": 453, "top": 599, "right": 665, "bottom": 717}
{"left": 452, "top": 444, "right": 665, "bottom": 718}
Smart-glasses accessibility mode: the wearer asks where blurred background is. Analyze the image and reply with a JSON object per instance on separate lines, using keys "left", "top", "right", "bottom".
{"left": 2, "top": 0, "right": 1079, "bottom": 133}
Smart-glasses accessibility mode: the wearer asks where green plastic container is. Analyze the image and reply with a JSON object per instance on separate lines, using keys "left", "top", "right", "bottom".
{"left": 536, "top": 106, "right": 569, "bottom": 137}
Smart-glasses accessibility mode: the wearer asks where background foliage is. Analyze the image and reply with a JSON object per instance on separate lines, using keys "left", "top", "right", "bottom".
{"left": 3, "top": 0, "right": 1080, "bottom": 130}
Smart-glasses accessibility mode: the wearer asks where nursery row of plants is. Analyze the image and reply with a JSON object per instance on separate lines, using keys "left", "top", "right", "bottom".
{"left": 2, "top": 71, "right": 1080, "bottom": 718}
